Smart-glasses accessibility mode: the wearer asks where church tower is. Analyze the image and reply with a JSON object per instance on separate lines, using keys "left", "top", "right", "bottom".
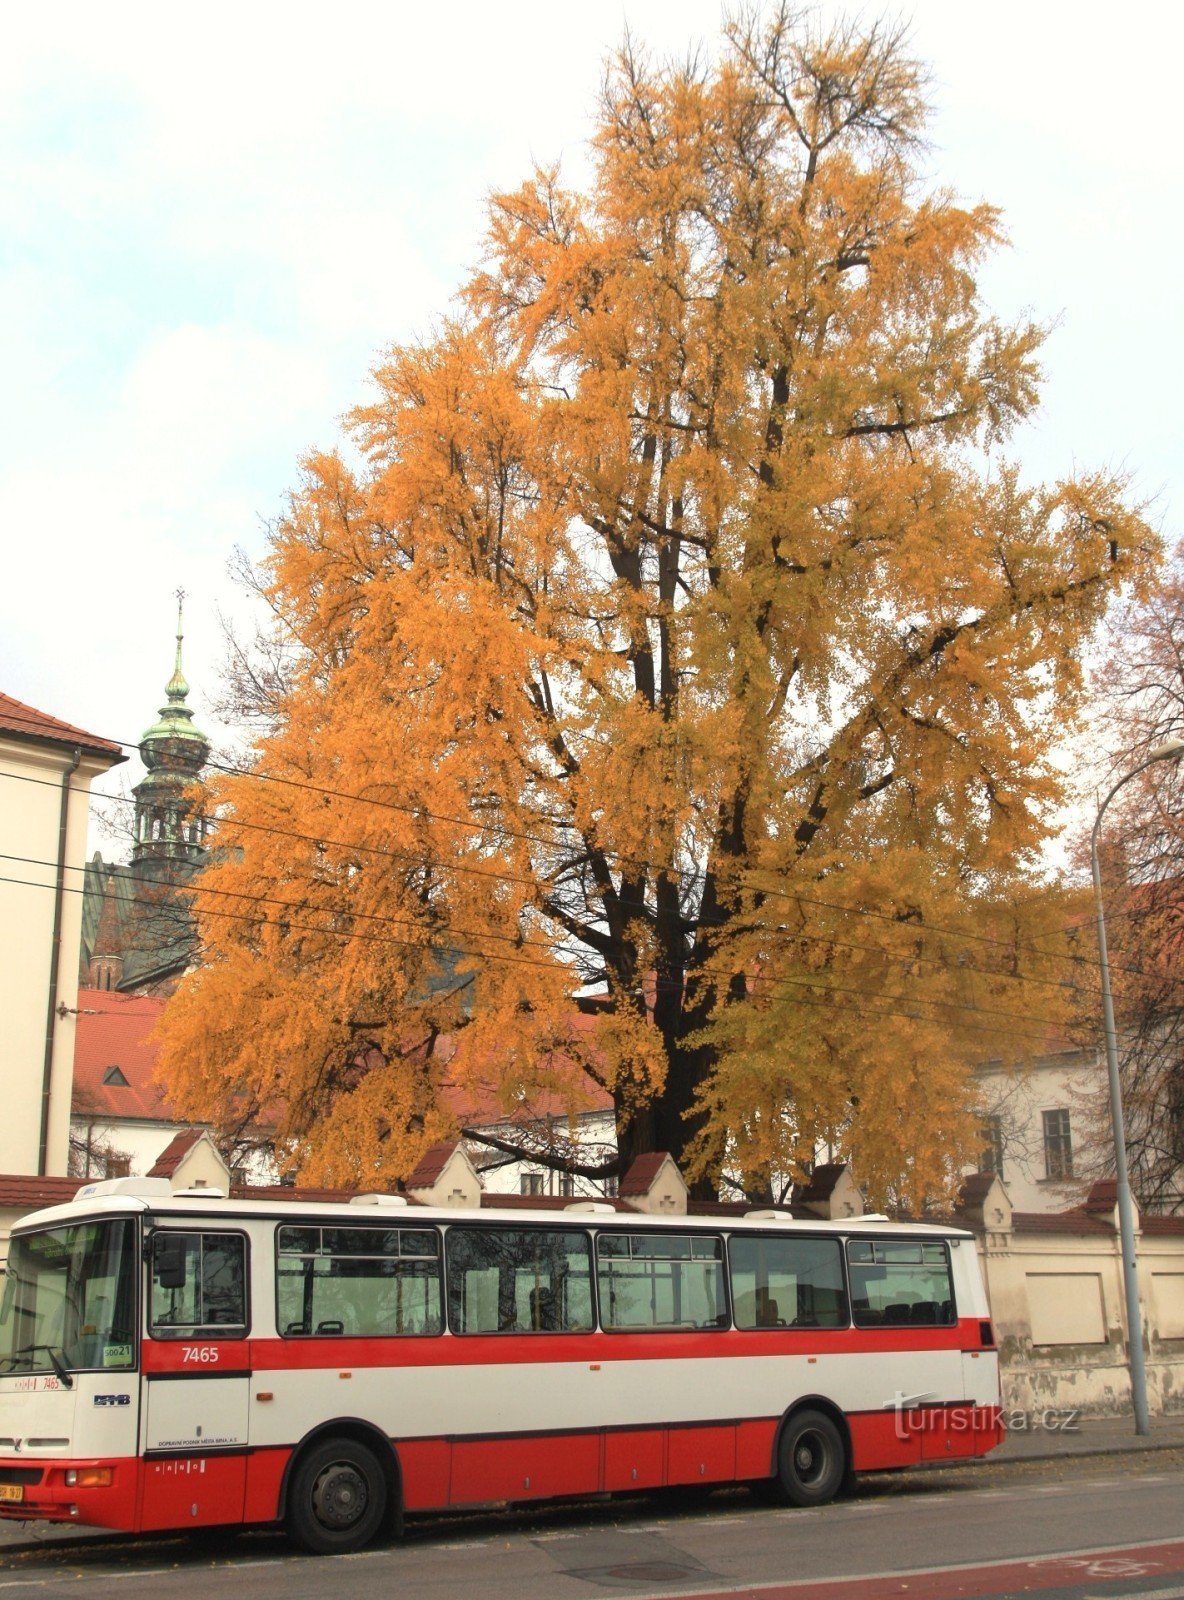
{"left": 131, "top": 592, "right": 210, "bottom": 876}
{"left": 80, "top": 594, "right": 211, "bottom": 994}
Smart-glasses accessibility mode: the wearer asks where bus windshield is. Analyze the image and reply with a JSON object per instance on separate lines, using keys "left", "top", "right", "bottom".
{"left": 0, "top": 1220, "right": 137, "bottom": 1377}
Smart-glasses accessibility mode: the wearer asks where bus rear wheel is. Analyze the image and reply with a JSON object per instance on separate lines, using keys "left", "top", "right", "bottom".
{"left": 776, "top": 1409, "right": 845, "bottom": 1507}
{"left": 286, "top": 1437, "right": 388, "bottom": 1555}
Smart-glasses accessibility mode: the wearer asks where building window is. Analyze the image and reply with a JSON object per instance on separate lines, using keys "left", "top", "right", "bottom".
{"left": 1043, "top": 1109, "right": 1074, "bottom": 1180}
{"left": 602, "top": 1176, "right": 619, "bottom": 1199}
{"left": 102, "top": 1065, "right": 129, "bottom": 1087}
{"left": 520, "top": 1172, "right": 544, "bottom": 1196}
{"left": 558, "top": 1173, "right": 575, "bottom": 1198}
{"left": 104, "top": 1154, "right": 131, "bottom": 1179}
{"left": 978, "top": 1115, "right": 1004, "bottom": 1178}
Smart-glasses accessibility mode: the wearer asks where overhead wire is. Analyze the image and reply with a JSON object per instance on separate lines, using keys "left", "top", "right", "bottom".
{"left": 0, "top": 858, "right": 1109, "bottom": 1052}
{"left": 3, "top": 704, "right": 1179, "bottom": 997}
{"left": 4, "top": 757, "right": 1179, "bottom": 998}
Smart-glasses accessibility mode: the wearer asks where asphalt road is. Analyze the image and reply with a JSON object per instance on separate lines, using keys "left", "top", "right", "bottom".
{"left": 0, "top": 1453, "right": 1181, "bottom": 1600}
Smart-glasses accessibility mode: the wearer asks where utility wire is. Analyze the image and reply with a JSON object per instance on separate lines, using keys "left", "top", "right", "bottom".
{"left": 2, "top": 845, "right": 1095, "bottom": 1033}
{"left": 0, "top": 705, "right": 1121, "bottom": 975}
{"left": 0, "top": 863, "right": 1104, "bottom": 1052}
{"left": 5, "top": 759, "right": 1177, "bottom": 998}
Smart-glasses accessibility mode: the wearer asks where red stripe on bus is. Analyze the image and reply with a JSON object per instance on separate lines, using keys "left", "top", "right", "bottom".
{"left": 0, "top": 1404, "right": 1002, "bottom": 1532}
{"left": 243, "top": 1319, "right": 982, "bottom": 1370}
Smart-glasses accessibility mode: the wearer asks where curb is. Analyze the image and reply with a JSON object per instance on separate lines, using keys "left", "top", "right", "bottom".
{"left": 0, "top": 1529, "right": 123, "bottom": 1558}
{"left": 913, "top": 1435, "right": 1184, "bottom": 1472}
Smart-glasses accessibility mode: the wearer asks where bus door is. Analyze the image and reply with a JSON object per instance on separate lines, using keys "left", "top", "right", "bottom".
{"left": 140, "top": 1230, "right": 251, "bottom": 1529}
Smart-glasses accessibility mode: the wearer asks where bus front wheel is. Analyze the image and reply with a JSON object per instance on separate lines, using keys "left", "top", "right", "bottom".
{"left": 776, "top": 1409, "right": 846, "bottom": 1507}
{"left": 286, "top": 1437, "right": 387, "bottom": 1555}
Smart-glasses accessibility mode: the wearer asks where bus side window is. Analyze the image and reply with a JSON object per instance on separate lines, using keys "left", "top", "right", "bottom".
{"left": 729, "top": 1235, "right": 848, "bottom": 1330}
{"left": 846, "top": 1239, "right": 956, "bottom": 1327}
{"left": 596, "top": 1233, "right": 727, "bottom": 1331}
{"left": 445, "top": 1228, "right": 593, "bottom": 1334}
{"left": 150, "top": 1232, "right": 248, "bottom": 1338}
{"left": 275, "top": 1225, "right": 443, "bottom": 1337}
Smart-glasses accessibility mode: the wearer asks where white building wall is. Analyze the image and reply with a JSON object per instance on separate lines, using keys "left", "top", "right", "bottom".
{"left": 0, "top": 734, "right": 118, "bottom": 1176}
{"left": 69, "top": 1114, "right": 277, "bottom": 1185}
{"left": 973, "top": 1052, "right": 1102, "bottom": 1213}
{"left": 471, "top": 1109, "right": 619, "bottom": 1199}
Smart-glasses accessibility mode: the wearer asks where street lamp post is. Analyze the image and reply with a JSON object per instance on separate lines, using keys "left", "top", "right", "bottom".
{"left": 1089, "top": 737, "right": 1184, "bottom": 1437}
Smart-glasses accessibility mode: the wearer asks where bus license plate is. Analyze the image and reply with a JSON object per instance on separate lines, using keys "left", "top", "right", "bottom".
{"left": 0, "top": 1486, "right": 23, "bottom": 1503}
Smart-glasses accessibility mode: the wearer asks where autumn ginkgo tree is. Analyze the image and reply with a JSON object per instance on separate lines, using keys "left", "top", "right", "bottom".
{"left": 157, "top": 7, "right": 1159, "bottom": 1205}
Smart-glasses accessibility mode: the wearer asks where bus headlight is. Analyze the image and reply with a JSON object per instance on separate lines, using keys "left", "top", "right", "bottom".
{"left": 64, "top": 1468, "right": 113, "bottom": 1488}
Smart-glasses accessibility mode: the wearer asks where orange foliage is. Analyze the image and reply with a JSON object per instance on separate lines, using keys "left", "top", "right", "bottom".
{"left": 156, "top": 12, "right": 1159, "bottom": 1205}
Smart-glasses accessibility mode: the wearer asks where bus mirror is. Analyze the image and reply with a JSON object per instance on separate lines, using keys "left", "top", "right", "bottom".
{"left": 154, "top": 1235, "right": 187, "bottom": 1290}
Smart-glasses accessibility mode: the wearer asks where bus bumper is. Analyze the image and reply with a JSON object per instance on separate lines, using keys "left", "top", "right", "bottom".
{"left": 0, "top": 1457, "right": 137, "bottom": 1530}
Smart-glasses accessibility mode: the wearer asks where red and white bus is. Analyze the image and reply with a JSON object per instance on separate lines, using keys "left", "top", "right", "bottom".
{"left": 0, "top": 1179, "right": 1002, "bottom": 1553}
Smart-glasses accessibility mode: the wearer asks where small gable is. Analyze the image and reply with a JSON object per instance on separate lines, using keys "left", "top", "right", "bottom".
{"left": 619, "top": 1153, "right": 688, "bottom": 1215}
{"left": 407, "top": 1142, "right": 481, "bottom": 1208}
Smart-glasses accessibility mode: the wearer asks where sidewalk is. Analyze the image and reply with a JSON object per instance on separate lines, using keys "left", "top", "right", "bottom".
{"left": 990, "top": 1408, "right": 1184, "bottom": 1464}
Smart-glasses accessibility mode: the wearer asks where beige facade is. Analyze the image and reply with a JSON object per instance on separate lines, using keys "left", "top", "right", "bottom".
{"left": 972, "top": 1049, "right": 1101, "bottom": 1213}
{"left": 0, "top": 707, "right": 123, "bottom": 1176}
{"left": 961, "top": 1176, "right": 1184, "bottom": 1417}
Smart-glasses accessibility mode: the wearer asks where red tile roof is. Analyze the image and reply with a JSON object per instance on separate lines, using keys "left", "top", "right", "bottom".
{"left": 1012, "top": 1210, "right": 1115, "bottom": 1235}
{"left": 147, "top": 1129, "right": 204, "bottom": 1178}
{"left": 227, "top": 1185, "right": 373, "bottom": 1204}
{"left": 1082, "top": 1179, "right": 1119, "bottom": 1213}
{"left": 798, "top": 1163, "right": 848, "bottom": 1204}
{"left": 71, "top": 990, "right": 172, "bottom": 1121}
{"left": 436, "top": 1009, "right": 615, "bottom": 1126}
{"left": 406, "top": 1142, "right": 463, "bottom": 1191}
{"left": 0, "top": 1175, "right": 83, "bottom": 1209}
{"left": 1139, "top": 1215, "right": 1184, "bottom": 1234}
{"left": 619, "top": 1152, "right": 674, "bottom": 1196}
{"left": 686, "top": 1200, "right": 802, "bottom": 1218}
{"left": 0, "top": 692, "right": 123, "bottom": 758}
{"left": 478, "top": 1192, "right": 631, "bottom": 1212}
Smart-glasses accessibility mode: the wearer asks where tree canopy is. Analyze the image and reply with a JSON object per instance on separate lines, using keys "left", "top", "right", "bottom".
{"left": 1077, "top": 545, "right": 1184, "bottom": 1211}
{"left": 157, "top": 7, "right": 1160, "bottom": 1205}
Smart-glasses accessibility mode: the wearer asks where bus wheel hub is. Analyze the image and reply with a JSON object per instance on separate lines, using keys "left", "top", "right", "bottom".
{"left": 313, "top": 1464, "right": 367, "bottom": 1528}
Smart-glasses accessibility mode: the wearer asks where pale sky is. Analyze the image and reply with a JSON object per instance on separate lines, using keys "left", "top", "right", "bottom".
{"left": 1, "top": 0, "right": 1179, "bottom": 841}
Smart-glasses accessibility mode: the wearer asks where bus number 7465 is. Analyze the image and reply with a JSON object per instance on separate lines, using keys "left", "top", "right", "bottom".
{"left": 181, "top": 1346, "right": 220, "bottom": 1365}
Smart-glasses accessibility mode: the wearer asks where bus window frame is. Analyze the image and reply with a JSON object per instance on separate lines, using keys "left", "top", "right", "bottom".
{"left": 725, "top": 1229, "right": 852, "bottom": 1333}
{"left": 274, "top": 1221, "right": 444, "bottom": 1339}
{"left": 146, "top": 1228, "right": 252, "bottom": 1341}
{"left": 845, "top": 1235, "right": 959, "bottom": 1329}
{"left": 595, "top": 1229, "right": 732, "bottom": 1335}
{"left": 443, "top": 1222, "right": 599, "bottom": 1336}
